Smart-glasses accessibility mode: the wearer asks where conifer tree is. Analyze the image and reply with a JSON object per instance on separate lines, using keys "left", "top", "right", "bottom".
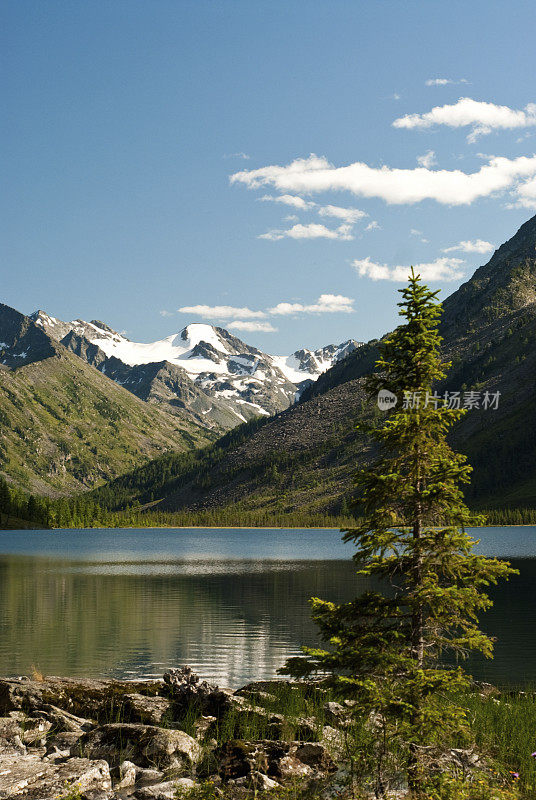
{"left": 282, "top": 270, "right": 516, "bottom": 797}
{"left": 26, "top": 494, "right": 38, "bottom": 522}
{"left": 0, "top": 477, "right": 11, "bottom": 526}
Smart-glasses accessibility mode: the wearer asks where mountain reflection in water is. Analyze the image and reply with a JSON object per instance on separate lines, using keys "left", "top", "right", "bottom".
{"left": 0, "top": 527, "right": 534, "bottom": 687}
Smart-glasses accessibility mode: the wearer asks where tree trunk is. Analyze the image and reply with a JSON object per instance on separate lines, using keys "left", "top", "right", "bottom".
{"left": 408, "top": 467, "right": 425, "bottom": 795}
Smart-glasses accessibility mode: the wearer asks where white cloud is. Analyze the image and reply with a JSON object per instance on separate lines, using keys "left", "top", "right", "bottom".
{"left": 425, "top": 78, "right": 468, "bottom": 86}
{"left": 228, "top": 320, "right": 276, "bottom": 332}
{"left": 177, "top": 294, "right": 356, "bottom": 325}
{"left": 393, "top": 97, "right": 536, "bottom": 142}
{"left": 231, "top": 152, "right": 536, "bottom": 206}
{"left": 514, "top": 175, "right": 536, "bottom": 208}
{"left": 284, "top": 214, "right": 299, "bottom": 221}
{"left": 269, "top": 294, "right": 355, "bottom": 315}
{"left": 391, "top": 93, "right": 401, "bottom": 100}
{"left": 318, "top": 204, "right": 367, "bottom": 223}
{"left": 353, "top": 256, "right": 465, "bottom": 282}
{"left": 417, "top": 150, "right": 437, "bottom": 168}
{"left": 260, "top": 196, "right": 367, "bottom": 226}
{"left": 159, "top": 310, "right": 173, "bottom": 317}
{"left": 442, "top": 239, "right": 494, "bottom": 254}
{"left": 224, "top": 152, "right": 250, "bottom": 160}
{"left": 178, "top": 304, "right": 267, "bottom": 319}
{"left": 365, "top": 220, "right": 381, "bottom": 231}
{"left": 258, "top": 230, "right": 284, "bottom": 241}
{"left": 259, "top": 222, "right": 354, "bottom": 241}
{"left": 259, "top": 194, "right": 315, "bottom": 209}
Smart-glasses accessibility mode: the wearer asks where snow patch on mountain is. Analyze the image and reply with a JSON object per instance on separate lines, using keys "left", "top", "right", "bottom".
{"left": 271, "top": 355, "right": 313, "bottom": 383}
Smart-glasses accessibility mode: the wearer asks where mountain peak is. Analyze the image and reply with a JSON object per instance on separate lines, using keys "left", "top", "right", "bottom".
{"left": 1, "top": 304, "right": 60, "bottom": 366}
{"left": 179, "top": 323, "right": 230, "bottom": 354}
{"left": 30, "top": 310, "right": 128, "bottom": 343}
{"left": 14, "top": 306, "right": 364, "bottom": 429}
{"left": 89, "top": 319, "right": 126, "bottom": 338}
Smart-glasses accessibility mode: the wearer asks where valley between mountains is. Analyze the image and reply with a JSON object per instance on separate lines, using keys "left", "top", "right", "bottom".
{"left": 1, "top": 213, "right": 535, "bottom": 513}
{"left": 91, "top": 213, "right": 536, "bottom": 517}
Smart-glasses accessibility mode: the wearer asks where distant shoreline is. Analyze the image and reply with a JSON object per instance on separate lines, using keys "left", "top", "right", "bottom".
{"left": 3, "top": 523, "right": 536, "bottom": 532}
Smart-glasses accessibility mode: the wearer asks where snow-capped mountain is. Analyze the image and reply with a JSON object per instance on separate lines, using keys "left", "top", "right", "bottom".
{"left": 31, "top": 311, "right": 362, "bottom": 430}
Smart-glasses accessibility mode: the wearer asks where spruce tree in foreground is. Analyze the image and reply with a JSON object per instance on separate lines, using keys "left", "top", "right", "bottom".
{"left": 282, "top": 270, "right": 516, "bottom": 798}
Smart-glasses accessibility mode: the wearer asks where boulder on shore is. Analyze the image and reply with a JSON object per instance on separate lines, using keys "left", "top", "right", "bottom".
{"left": 75, "top": 722, "right": 202, "bottom": 772}
{"left": 0, "top": 676, "right": 162, "bottom": 721}
{"left": 0, "top": 752, "right": 112, "bottom": 799}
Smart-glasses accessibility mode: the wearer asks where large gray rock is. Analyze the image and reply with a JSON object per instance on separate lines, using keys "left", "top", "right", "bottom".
{"left": 323, "top": 701, "right": 348, "bottom": 728}
{"left": 46, "top": 729, "right": 84, "bottom": 755}
{"left": 0, "top": 716, "right": 26, "bottom": 755}
{"left": 123, "top": 694, "right": 171, "bottom": 725}
{"left": 0, "top": 752, "right": 111, "bottom": 799}
{"left": 134, "top": 778, "right": 195, "bottom": 799}
{"left": 0, "top": 676, "right": 163, "bottom": 721}
{"left": 37, "top": 703, "right": 95, "bottom": 732}
{"left": 75, "top": 722, "right": 201, "bottom": 772}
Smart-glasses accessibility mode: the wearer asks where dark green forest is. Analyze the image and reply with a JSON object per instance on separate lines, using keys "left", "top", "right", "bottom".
{"left": 2, "top": 473, "right": 535, "bottom": 530}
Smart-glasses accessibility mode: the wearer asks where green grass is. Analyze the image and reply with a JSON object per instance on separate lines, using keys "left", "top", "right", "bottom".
{"left": 464, "top": 690, "right": 536, "bottom": 797}
{"left": 215, "top": 683, "right": 328, "bottom": 745}
{"left": 171, "top": 681, "right": 330, "bottom": 746}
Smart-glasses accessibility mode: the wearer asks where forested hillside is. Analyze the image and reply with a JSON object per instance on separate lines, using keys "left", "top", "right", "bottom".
{"left": 0, "top": 305, "right": 213, "bottom": 495}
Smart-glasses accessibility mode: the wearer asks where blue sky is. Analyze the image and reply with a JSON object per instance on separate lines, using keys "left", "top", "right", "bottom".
{"left": 2, "top": 0, "right": 536, "bottom": 352}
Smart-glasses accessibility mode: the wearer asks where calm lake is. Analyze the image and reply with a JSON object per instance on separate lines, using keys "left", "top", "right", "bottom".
{"left": 0, "top": 527, "right": 534, "bottom": 688}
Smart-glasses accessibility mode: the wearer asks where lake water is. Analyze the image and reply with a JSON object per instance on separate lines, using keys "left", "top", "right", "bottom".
{"left": 0, "top": 527, "right": 534, "bottom": 688}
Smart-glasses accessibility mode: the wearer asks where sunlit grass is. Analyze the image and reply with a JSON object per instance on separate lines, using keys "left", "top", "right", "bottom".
{"left": 464, "top": 689, "right": 536, "bottom": 798}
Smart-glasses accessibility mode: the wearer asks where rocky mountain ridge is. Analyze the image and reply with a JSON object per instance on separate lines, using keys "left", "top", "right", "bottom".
{"left": 30, "top": 311, "right": 362, "bottom": 429}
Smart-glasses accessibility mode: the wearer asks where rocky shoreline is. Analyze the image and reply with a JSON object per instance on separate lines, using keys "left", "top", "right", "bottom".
{"left": 0, "top": 668, "right": 345, "bottom": 800}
